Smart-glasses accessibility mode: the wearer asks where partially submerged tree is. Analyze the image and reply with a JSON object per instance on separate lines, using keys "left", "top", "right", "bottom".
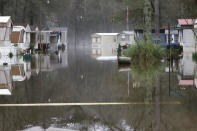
{"left": 154, "top": 0, "right": 160, "bottom": 38}
{"left": 144, "top": 0, "right": 152, "bottom": 42}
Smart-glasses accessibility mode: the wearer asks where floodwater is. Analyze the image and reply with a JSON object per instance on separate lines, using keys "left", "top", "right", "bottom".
{"left": 0, "top": 45, "right": 197, "bottom": 131}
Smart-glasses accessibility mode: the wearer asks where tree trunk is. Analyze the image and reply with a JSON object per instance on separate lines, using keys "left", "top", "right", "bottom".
{"left": 144, "top": 0, "right": 152, "bottom": 42}
{"left": 154, "top": 0, "right": 160, "bottom": 39}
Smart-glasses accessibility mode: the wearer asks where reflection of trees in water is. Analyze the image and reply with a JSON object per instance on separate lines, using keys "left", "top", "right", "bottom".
{"left": 130, "top": 61, "right": 163, "bottom": 131}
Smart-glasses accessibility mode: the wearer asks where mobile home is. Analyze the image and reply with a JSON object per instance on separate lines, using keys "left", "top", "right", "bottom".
{"left": 118, "top": 31, "right": 135, "bottom": 47}
{"left": 0, "top": 16, "right": 20, "bottom": 56}
{"left": 91, "top": 33, "right": 119, "bottom": 56}
{"left": 38, "top": 31, "right": 50, "bottom": 50}
{"left": 0, "top": 16, "right": 12, "bottom": 46}
{"left": 49, "top": 27, "right": 68, "bottom": 48}
{"left": 178, "top": 19, "right": 196, "bottom": 52}
{"left": 30, "top": 26, "right": 39, "bottom": 49}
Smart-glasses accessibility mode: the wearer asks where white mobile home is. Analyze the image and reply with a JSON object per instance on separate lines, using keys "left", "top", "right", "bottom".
{"left": 165, "top": 29, "right": 179, "bottom": 44}
{"left": 38, "top": 31, "right": 50, "bottom": 50}
{"left": 178, "top": 19, "right": 196, "bottom": 52}
{"left": 118, "top": 31, "right": 135, "bottom": 47}
{"left": 49, "top": 27, "right": 68, "bottom": 46}
{"left": 91, "top": 33, "right": 119, "bottom": 56}
{"left": 0, "top": 16, "right": 12, "bottom": 46}
{"left": 30, "top": 26, "right": 39, "bottom": 49}
{"left": 0, "top": 16, "right": 20, "bottom": 56}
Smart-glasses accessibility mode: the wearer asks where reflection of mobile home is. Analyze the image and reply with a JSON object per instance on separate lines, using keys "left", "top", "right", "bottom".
{"left": 0, "top": 55, "right": 31, "bottom": 81}
{"left": 91, "top": 33, "right": 119, "bottom": 56}
{"left": 179, "top": 53, "right": 195, "bottom": 77}
{"left": 0, "top": 66, "right": 13, "bottom": 95}
{"left": 179, "top": 53, "right": 195, "bottom": 86}
{"left": 33, "top": 51, "right": 68, "bottom": 73}
{"left": 11, "top": 64, "right": 26, "bottom": 81}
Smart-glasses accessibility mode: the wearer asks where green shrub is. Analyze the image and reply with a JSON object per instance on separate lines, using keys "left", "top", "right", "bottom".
{"left": 167, "top": 46, "right": 183, "bottom": 59}
{"left": 9, "top": 52, "right": 13, "bottom": 58}
{"left": 124, "top": 40, "right": 166, "bottom": 63}
{"left": 192, "top": 52, "right": 197, "bottom": 62}
{"left": 14, "top": 43, "right": 18, "bottom": 47}
{"left": 30, "top": 44, "right": 35, "bottom": 50}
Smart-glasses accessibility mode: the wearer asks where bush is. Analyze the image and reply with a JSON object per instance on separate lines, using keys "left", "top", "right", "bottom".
{"left": 124, "top": 40, "right": 166, "bottom": 63}
{"left": 14, "top": 43, "right": 18, "bottom": 47}
{"left": 192, "top": 52, "right": 197, "bottom": 62}
{"left": 8, "top": 52, "right": 13, "bottom": 58}
{"left": 167, "top": 46, "right": 183, "bottom": 59}
{"left": 30, "top": 44, "right": 35, "bottom": 50}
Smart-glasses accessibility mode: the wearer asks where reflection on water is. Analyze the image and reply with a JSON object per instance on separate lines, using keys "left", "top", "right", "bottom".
{"left": 0, "top": 50, "right": 68, "bottom": 96}
{"left": 0, "top": 66, "right": 12, "bottom": 95}
{"left": 0, "top": 46, "right": 197, "bottom": 130}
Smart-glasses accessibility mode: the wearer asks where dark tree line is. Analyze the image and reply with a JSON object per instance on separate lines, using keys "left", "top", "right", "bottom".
{"left": 0, "top": 0, "right": 197, "bottom": 34}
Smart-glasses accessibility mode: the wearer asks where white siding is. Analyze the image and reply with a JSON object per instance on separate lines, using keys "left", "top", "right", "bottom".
{"left": 183, "top": 29, "right": 195, "bottom": 47}
{"left": 0, "top": 27, "right": 6, "bottom": 40}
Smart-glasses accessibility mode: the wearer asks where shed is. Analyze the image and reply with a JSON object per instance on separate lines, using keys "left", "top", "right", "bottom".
{"left": 11, "top": 26, "right": 25, "bottom": 43}
{"left": 13, "top": 24, "right": 32, "bottom": 50}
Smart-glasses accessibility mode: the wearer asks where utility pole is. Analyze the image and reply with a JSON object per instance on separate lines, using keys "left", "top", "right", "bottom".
{"left": 39, "top": 1, "right": 42, "bottom": 51}
{"left": 126, "top": 6, "right": 129, "bottom": 31}
{"left": 168, "top": 24, "right": 171, "bottom": 96}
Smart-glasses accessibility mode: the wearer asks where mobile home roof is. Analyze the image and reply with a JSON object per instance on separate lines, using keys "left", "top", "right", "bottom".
{"left": 95, "top": 33, "right": 119, "bottom": 36}
{"left": 178, "top": 19, "right": 195, "bottom": 25}
{"left": 13, "top": 26, "right": 26, "bottom": 32}
{"left": 0, "top": 16, "right": 11, "bottom": 23}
